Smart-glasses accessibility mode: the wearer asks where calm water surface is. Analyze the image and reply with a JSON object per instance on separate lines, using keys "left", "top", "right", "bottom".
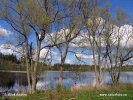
{"left": 0, "top": 71, "right": 133, "bottom": 93}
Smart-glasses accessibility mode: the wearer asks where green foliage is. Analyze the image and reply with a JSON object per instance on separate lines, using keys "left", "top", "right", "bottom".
{"left": 1, "top": 84, "right": 133, "bottom": 100}
{"left": 52, "top": 64, "right": 95, "bottom": 71}
{"left": 56, "top": 84, "right": 63, "bottom": 93}
{"left": 0, "top": 53, "right": 19, "bottom": 63}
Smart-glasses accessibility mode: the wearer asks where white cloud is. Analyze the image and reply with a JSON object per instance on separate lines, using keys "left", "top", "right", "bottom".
{"left": 70, "top": 31, "right": 92, "bottom": 48}
{"left": 71, "top": 22, "right": 133, "bottom": 49}
{"left": 85, "top": 17, "right": 133, "bottom": 48}
{"left": 39, "top": 48, "right": 61, "bottom": 64}
{"left": 119, "top": 25, "right": 133, "bottom": 47}
{"left": 129, "top": 58, "right": 133, "bottom": 62}
{"left": 75, "top": 53, "right": 90, "bottom": 59}
{"left": 0, "top": 44, "right": 22, "bottom": 58}
{"left": 75, "top": 52, "right": 98, "bottom": 59}
{"left": 46, "top": 28, "right": 81, "bottom": 45}
{"left": 0, "top": 26, "right": 13, "bottom": 37}
{"left": 40, "top": 48, "right": 50, "bottom": 58}
{"left": 111, "top": 24, "right": 133, "bottom": 47}
{"left": 65, "top": 59, "right": 72, "bottom": 64}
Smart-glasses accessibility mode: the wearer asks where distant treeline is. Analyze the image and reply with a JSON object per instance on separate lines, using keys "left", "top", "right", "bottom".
{"left": 0, "top": 53, "right": 20, "bottom": 64}
{"left": 0, "top": 53, "right": 133, "bottom": 71}
{"left": 51, "top": 64, "right": 133, "bottom": 72}
{"left": 51, "top": 63, "right": 95, "bottom": 71}
{"left": 0, "top": 53, "right": 95, "bottom": 71}
{"left": 0, "top": 53, "right": 22, "bottom": 71}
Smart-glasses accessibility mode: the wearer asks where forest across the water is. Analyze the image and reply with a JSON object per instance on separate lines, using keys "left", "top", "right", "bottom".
{"left": 0, "top": 53, "right": 133, "bottom": 72}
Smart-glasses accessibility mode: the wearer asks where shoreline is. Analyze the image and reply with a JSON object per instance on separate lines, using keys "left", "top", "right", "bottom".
{"left": 0, "top": 70, "right": 27, "bottom": 73}
{"left": 0, "top": 70, "right": 73, "bottom": 73}
{"left": 0, "top": 70, "right": 133, "bottom": 73}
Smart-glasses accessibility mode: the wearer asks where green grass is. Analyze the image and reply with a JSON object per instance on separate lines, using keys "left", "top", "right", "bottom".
{"left": 1, "top": 84, "right": 133, "bottom": 100}
{"left": 75, "top": 89, "right": 133, "bottom": 100}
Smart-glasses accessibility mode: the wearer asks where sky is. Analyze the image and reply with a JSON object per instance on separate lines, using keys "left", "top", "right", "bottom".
{"left": 100, "top": 0, "right": 133, "bottom": 16}
{"left": 110, "top": 0, "right": 133, "bottom": 16}
{"left": 0, "top": 0, "right": 133, "bottom": 65}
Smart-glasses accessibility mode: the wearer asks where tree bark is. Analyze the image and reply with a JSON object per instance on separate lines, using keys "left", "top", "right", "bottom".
{"left": 31, "top": 41, "right": 41, "bottom": 93}
{"left": 25, "top": 40, "right": 32, "bottom": 93}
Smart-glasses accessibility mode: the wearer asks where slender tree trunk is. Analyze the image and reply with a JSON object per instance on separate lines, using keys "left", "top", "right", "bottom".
{"left": 58, "top": 65, "right": 63, "bottom": 86}
{"left": 31, "top": 41, "right": 41, "bottom": 93}
{"left": 25, "top": 41, "right": 32, "bottom": 94}
{"left": 58, "top": 57, "right": 65, "bottom": 88}
{"left": 57, "top": 43, "right": 68, "bottom": 90}
{"left": 92, "top": 51, "right": 100, "bottom": 88}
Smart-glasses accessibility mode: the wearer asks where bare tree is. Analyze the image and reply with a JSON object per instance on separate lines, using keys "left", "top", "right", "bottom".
{"left": 0, "top": 0, "right": 65, "bottom": 93}
{"left": 46, "top": 3, "right": 82, "bottom": 89}
{"left": 79, "top": 0, "right": 110, "bottom": 88}
{"left": 101, "top": 9, "right": 133, "bottom": 85}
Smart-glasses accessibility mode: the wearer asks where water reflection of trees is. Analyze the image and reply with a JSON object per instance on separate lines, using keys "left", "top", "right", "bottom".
{"left": 0, "top": 72, "right": 28, "bottom": 89}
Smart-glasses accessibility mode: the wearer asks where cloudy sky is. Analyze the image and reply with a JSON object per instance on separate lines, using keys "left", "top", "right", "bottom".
{"left": 0, "top": 0, "right": 133, "bottom": 65}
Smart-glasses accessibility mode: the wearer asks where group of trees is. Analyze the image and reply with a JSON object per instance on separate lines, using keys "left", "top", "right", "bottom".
{"left": 0, "top": 53, "right": 24, "bottom": 71}
{"left": 0, "top": 0, "right": 133, "bottom": 93}
{"left": 52, "top": 64, "right": 94, "bottom": 71}
{"left": 0, "top": 53, "right": 18, "bottom": 63}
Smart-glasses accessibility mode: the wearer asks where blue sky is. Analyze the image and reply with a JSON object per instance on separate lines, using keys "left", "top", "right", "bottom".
{"left": 99, "top": 0, "right": 133, "bottom": 20}
{"left": 0, "top": 0, "right": 133, "bottom": 64}
{"left": 110, "top": 0, "right": 133, "bottom": 15}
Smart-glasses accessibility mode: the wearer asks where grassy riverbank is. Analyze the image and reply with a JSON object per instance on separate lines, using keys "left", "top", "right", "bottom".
{"left": 1, "top": 84, "right": 133, "bottom": 100}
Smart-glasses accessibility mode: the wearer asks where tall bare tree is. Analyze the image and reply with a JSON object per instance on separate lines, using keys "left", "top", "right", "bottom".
{"left": 46, "top": 0, "right": 82, "bottom": 89}
{"left": 79, "top": 0, "right": 109, "bottom": 88}
{"left": 104, "top": 10, "right": 133, "bottom": 85}
{"left": 0, "top": 0, "right": 65, "bottom": 93}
